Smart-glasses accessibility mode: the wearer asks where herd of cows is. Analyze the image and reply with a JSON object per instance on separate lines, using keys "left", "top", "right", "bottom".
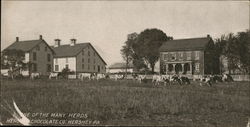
{"left": 1, "top": 69, "right": 234, "bottom": 87}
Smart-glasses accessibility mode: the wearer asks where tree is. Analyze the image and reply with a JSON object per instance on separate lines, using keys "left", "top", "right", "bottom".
{"left": 133, "top": 28, "right": 172, "bottom": 72}
{"left": 236, "top": 30, "right": 250, "bottom": 74}
{"left": 120, "top": 33, "right": 137, "bottom": 76}
{"left": 1, "top": 49, "right": 26, "bottom": 70}
{"left": 214, "top": 29, "right": 250, "bottom": 74}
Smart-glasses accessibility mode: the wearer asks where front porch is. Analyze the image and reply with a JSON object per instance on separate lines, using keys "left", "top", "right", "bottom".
{"left": 164, "top": 61, "right": 193, "bottom": 75}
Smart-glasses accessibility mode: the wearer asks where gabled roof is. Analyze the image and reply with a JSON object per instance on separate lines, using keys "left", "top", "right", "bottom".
{"left": 108, "top": 62, "right": 134, "bottom": 69}
{"left": 51, "top": 43, "right": 88, "bottom": 57}
{"left": 4, "top": 39, "right": 55, "bottom": 54}
{"left": 52, "top": 43, "right": 107, "bottom": 65}
{"left": 159, "top": 37, "right": 212, "bottom": 52}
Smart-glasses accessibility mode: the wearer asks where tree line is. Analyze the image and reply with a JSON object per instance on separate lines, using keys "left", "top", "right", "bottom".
{"left": 121, "top": 28, "right": 250, "bottom": 75}
{"left": 214, "top": 29, "right": 250, "bottom": 74}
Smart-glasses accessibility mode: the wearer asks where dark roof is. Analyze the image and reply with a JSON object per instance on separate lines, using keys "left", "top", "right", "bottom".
{"left": 4, "top": 40, "right": 42, "bottom": 52}
{"left": 51, "top": 43, "right": 88, "bottom": 57}
{"left": 159, "top": 37, "right": 212, "bottom": 52}
{"left": 4, "top": 39, "right": 55, "bottom": 54}
{"left": 109, "top": 62, "right": 134, "bottom": 69}
{"left": 52, "top": 43, "right": 107, "bottom": 65}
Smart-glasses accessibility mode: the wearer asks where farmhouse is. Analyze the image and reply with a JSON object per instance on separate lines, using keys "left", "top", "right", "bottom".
{"left": 107, "top": 62, "right": 134, "bottom": 74}
{"left": 51, "top": 39, "right": 106, "bottom": 74}
{"left": 159, "top": 35, "right": 218, "bottom": 75}
{"left": 3, "top": 35, "right": 55, "bottom": 75}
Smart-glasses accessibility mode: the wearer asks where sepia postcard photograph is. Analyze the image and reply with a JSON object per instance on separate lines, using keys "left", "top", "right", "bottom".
{"left": 1, "top": 0, "right": 249, "bottom": 126}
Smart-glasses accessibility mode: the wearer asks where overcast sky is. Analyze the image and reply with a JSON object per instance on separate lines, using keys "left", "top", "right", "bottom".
{"left": 1, "top": 1, "right": 249, "bottom": 66}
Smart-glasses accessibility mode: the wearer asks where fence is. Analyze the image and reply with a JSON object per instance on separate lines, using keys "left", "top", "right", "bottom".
{"left": 231, "top": 75, "right": 250, "bottom": 81}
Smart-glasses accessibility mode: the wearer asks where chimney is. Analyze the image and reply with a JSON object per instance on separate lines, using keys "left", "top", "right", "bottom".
{"left": 16, "top": 37, "right": 19, "bottom": 42}
{"left": 54, "top": 39, "right": 61, "bottom": 47}
{"left": 70, "top": 38, "right": 76, "bottom": 46}
{"left": 39, "top": 35, "right": 43, "bottom": 40}
{"left": 207, "top": 34, "right": 210, "bottom": 38}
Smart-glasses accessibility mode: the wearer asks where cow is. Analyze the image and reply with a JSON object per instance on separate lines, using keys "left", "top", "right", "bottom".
{"left": 1, "top": 69, "right": 9, "bottom": 77}
{"left": 210, "top": 75, "right": 223, "bottom": 83}
{"left": 114, "top": 74, "right": 124, "bottom": 81}
{"left": 199, "top": 75, "right": 212, "bottom": 87}
{"left": 30, "top": 72, "right": 40, "bottom": 80}
{"left": 169, "top": 75, "right": 182, "bottom": 85}
{"left": 96, "top": 73, "right": 106, "bottom": 80}
{"left": 49, "top": 72, "right": 59, "bottom": 79}
{"left": 180, "top": 76, "right": 190, "bottom": 85}
{"left": 137, "top": 74, "right": 146, "bottom": 84}
{"left": 152, "top": 74, "right": 170, "bottom": 86}
{"left": 222, "top": 74, "right": 234, "bottom": 82}
{"left": 79, "top": 73, "right": 92, "bottom": 81}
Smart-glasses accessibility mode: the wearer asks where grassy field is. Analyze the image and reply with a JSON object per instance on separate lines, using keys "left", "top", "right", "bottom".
{"left": 0, "top": 78, "right": 250, "bottom": 126}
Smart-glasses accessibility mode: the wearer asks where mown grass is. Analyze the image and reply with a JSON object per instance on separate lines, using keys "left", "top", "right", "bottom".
{"left": 0, "top": 78, "right": 249, "bottom": 126}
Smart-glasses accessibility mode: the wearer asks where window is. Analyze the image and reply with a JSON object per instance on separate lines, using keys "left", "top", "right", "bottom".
{"left": 82, "top": 64, "right": 84, "bottom": 69}
{"left": 171, "top": 52, "right": 176, "bottom": 61}
{"left": 93, "top": 65, "right": 95, "bottom": 70}
{"left": 195, "top": 63, "right": 200, "bottom": 72}
{"left": 66, "top": 58, "right": 68, "bottom": 63}
{"left": 36, "top": 45, "right": 40, "bottom": 51}
{"left": 33, "top": 63, "right": 37, "bottom": 72}
{"left": 65, "top": 64, "right": 69, "bottom": 69}
{"left": 33, "top": 52, "right": 37, "bottom": 61}
{"left": 160, "top": 53, "right": 164, "bottom": 60}
{"left": 88, "top": 65, "right": 90, "bottom": 70}
{"left": 82, "top": 50, "right": 84, "bottom": 55}
{"left": 47, "top": 64, "right": 51, "bottom": 72}
{"left": 55, "top": 65, "right": 59, "bottom": 71}
{"left": 45, "top": 47, "right": 47, "bottom": 51}
{"left": 88, "top": 58, "right": 90, "bottom": 63}
{"left": 55, "top": 58, "right": 58, "bottom": 64}
{"left": 195, "top": 51, "right": 200, "bottom": 60}
{"left": 187, "top": 52, "right": 191, "bottom": 60}
{"left": 82, "top": 58, "right": 84, "bottom": 63}
{"left": 88, "top": 51, "right": 90, "bottom": 56}
{"left": 47, "top": 54, "right": 51, "bottom": 62}
{"left": 164, "top": 54, "right": 168, "bottom": 60}
{"left": 94, "top": 59, "right": 96, "bottom": 64}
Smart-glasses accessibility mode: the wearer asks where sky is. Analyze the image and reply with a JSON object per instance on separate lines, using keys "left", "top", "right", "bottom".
{"left": 1, "top": 1, "right": 249, "bottom": 66}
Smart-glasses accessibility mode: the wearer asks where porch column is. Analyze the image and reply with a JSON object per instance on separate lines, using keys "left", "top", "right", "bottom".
{"left": 173, "top": 64, "right": 176, "bottom": 74}
{"left": 165, "top": 64, "right": 168, "bottom": 74}
{"left": 181, "top": 63, "right": 184, "bottom": 74}
{"left": 189, "top": 62, "right": 192, "bottom": 74}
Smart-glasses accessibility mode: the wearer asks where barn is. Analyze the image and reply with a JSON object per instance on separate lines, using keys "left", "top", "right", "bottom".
{"left": 51, "top": 38, "right": 107, "bottom": 74}
{"left": 159, "top": 35, "right": 219, "bottom": 75}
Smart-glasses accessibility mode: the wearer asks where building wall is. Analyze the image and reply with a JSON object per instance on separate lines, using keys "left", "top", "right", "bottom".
{"left": 29, "top": 42, "right": 53, "bottom": 75}
{"left": 53, "top": 57, "right": 76, "bottom": 72}
{"left": 160, "top": 50, "right": 204, "bottom": 75}
{"left": 76, "top": 44, "right": 106, "bottom": 73}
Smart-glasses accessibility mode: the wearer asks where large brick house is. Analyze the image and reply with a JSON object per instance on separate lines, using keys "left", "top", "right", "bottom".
{"left": 159, "top": 35, "right": 217, "bottom": 75}
{"left": 3, "top": 35, "right": 54, "bottom": 75}
{"left": 51, "top": 39, "right": 107, "bottom": 74}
